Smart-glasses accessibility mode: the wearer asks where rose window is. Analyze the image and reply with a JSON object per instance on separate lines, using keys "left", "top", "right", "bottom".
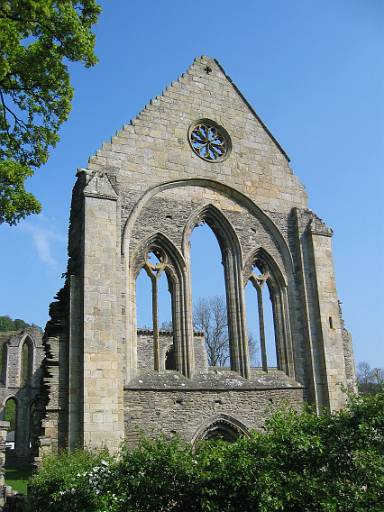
{"left": 189, "top": 120, "right": 230, "bottom": 162}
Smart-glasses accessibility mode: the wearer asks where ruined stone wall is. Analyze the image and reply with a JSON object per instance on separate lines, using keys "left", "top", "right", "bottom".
{"left": 0, "top": 328, "right": 44, "bottom": 465}
{"left": 124, "top": 386, "right": 303, "bottom": 446}
{"left": 39, "top": 56, "right": 355, "bottom": 453}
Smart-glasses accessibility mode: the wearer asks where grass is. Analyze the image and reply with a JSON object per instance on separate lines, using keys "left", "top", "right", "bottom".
{"left": 5, "top": 467, "right": 34, "bottom": 494}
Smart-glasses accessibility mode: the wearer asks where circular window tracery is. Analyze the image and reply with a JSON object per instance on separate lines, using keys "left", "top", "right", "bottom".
{"left": 189, "top": 120, "right": 231, "bottom": 162}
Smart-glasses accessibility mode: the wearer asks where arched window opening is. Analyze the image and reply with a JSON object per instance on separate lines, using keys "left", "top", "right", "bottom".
{"left": 202, "top": 423, "right": 240, "bottom": 442}
{"left": 193, "top": 416, "right": 249, "bottom": 447}
{"left": 21, "top": 337, "right": 33, "bottom": 386}
{"left": 0, "top": 343, "right": 7, "bottom": 385}
{"left": 191, "top": 223, "right": 229, "bottom": 367}
{"left": 4, "top": 397, "right": 17, "bottom": 451}
{"left": 246, "top": 262, "right": 278, "bottom": 371}
{"left": 136, "top": 249, "right": 173, "bottom": 371}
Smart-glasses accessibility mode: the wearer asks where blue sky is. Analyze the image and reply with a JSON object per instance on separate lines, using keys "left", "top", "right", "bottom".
{"left": 1, "top": 0, "right": 383, "bottom": 368}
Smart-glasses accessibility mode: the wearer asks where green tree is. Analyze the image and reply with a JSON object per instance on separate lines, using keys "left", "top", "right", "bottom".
{"left": 13, "top": 318, "right": 28, "bottom": 330}
{"left": 0, "top": 0, "right": 101, "bottom": 225}
{"left": 0, "top": 315, "right": 14, "bottom": 331}
{"left": 0, "top": 315, "right": 37, "bottom": 331}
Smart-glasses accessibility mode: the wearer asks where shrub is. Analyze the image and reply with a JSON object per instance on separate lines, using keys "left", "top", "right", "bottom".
{"left": 27, "top": 391, "right": 384, "bottom": 512}
{"left": 110, "top": 435, "right": 195, "bottom": 511}
{"left": 27, "top": 449, "right": 116, "bottom": 512}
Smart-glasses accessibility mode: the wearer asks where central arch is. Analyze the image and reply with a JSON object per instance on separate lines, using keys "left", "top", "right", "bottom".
{"left": 183, "top": 204, "right": 249, "bottom": 377}
{"left": 121, "top": 179, "right": 294, "bottom": 277}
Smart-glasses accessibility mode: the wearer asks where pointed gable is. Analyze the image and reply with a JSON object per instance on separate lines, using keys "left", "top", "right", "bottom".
{"left": 87, "top": 56, "right": 307, "bottom": 214}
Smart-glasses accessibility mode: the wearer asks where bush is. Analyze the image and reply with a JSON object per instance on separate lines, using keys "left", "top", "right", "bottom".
{"left": 27, "top": 391, "right": 384, "bottom": 512}
{"left": 27, "top": 449, "right": 115, "bottom": 512}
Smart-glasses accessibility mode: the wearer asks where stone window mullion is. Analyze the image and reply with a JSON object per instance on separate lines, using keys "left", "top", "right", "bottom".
{"left": 254, "top": 280, "right": 268, "bottom": 372}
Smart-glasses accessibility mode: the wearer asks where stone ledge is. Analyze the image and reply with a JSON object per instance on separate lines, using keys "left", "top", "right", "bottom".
{"left": 125, "top": 368, "right": 303, "bottom": 391}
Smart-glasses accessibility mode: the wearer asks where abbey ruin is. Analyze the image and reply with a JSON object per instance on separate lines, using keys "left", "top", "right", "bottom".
{"left": 20, "top": 56, "right": 355, "bottom": 457}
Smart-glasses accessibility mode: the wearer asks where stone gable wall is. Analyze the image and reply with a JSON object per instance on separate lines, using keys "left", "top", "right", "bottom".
{"left": 87, "top": 56, "right": 307, "bottom": 220}
{"left": 37, "top": 56, "right": 355, "bottom": 454}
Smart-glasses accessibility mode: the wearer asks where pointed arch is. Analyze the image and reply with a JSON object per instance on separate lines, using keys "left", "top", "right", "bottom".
{"left": 182, "top": 203, "right": 242, "bottom": 260}
{"left": 13, "top": 329, "right": 39, "bottom": 348}
{"left": 131, "top": 231, "right": 186, "bottom": 280}
{"left": 121, "top": 179, "right": 294, "bottom": 278}
{"left": 192, "top": 413, "right": 250, "bottom": 445}
{"left": 20, "top": 335, "right": 34, "bottom": 386}
{"left": 129, "top": 232, "right": 192, "bottom": 379}
{"left": 183, "top": 204, "right": 249, "bottom": 377}
{"left": 243, "top": 247, "right": 288, "bottom": 289}
{"left": 243, "top": 247, "right": 294, "bottom": 376}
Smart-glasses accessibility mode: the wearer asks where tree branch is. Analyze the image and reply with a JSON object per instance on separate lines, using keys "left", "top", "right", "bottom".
{"left": 0, "top": 88, "right": 28, "bottom": 131}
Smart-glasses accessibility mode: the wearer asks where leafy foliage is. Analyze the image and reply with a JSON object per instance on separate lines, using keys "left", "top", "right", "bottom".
{"left": 0, "top": 314, "right": 39, "bottom": 331}
{"left": 27, "top": 449, "right": 113, "bottom": 512}
{"left": 0, "top": 0, "right": 101, "bottom": 224}
{"left": 110, "top": 436, "right": 195, "bottom": 512}
{"left": 27, "top": 392, "right": 384, "bottom": 512}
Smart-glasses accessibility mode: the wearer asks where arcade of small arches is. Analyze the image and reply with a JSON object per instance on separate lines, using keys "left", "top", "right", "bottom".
{"left": 131, "top": 199, "right": 294, "bottom": 381}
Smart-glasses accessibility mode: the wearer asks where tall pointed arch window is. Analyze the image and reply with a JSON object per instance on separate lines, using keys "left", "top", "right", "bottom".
{"left": 190, "top": 222, "right": 229, "bottom": 368}
{"left": 245, "top": 252, "right": 293, "bottom": 375}
{"left": 184, "top": 204, "right": 248, "bottom": 377}
{"left": 20, "top": 336, "right": 33, "bottom": 386}
{"left": 247, "top": 262, "right": 277, "bottom": 371}
{"left": 136, "top": 248, "right": 174, "bottom": 371}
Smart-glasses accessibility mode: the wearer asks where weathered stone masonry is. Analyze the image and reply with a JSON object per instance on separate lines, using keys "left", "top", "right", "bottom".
{"left": 0, "top": 328, "right": 44, "bottom": 465}
{"left": 38, "top": 56, "right": 355, "bottom": 454}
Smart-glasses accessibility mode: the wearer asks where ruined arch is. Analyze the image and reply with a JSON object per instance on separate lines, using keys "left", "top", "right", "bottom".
{"left": 122, "top": 179, "right": 294, "bottom": 276}
{"left": 20, "top": 335, "right": 34, "bottom": 386}
{"left": 182, "top": 203, "right": 243, "bottom": 260}
{"left": 129, "top": 233, "right": 193, "bottom": 378}
{"left": 192, "top": 414, "right": 250, "bottom": 445}
{"left": 244, "top": 247, "right": 294, "bottom": 376}
{"left": 183, "top": 203, "right": 249, "bottom": 377}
